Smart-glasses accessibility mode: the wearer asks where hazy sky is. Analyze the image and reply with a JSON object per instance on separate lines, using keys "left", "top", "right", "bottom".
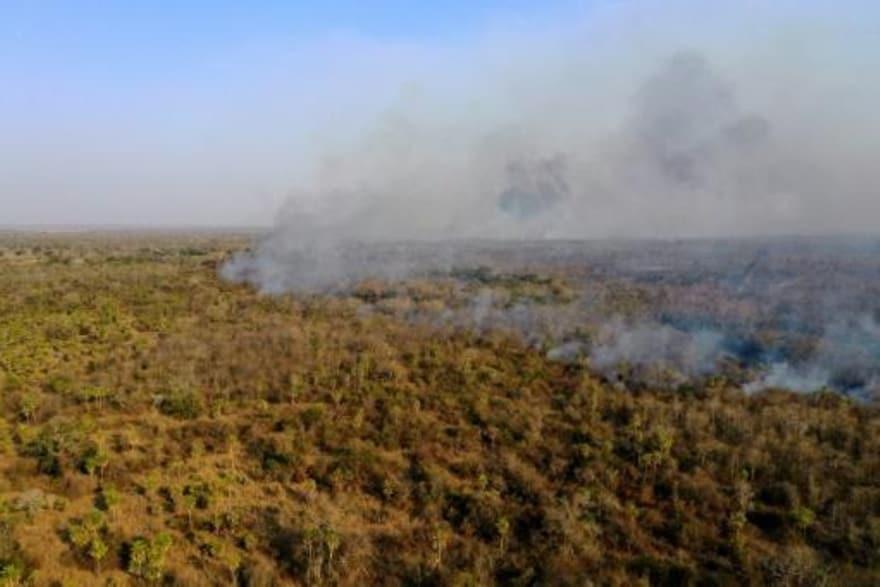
{"left": 0, "top": 1, "right": 582, "bottom": 226}
{"left": 1, "top": 1, "right": 877, "bottom": 230}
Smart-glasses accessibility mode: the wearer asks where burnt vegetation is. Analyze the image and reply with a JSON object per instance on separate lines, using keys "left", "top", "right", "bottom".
{"left": 0, "top": 232, "right": 878, "bottom": 585}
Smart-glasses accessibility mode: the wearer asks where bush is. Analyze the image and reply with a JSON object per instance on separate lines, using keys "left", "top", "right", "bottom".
{"left": 67, "top": 510, "right": 110, "bottom": 572}
{"left": 96, "top": 485, "right": 121, "bottom": 512}
{"left": 128, "top": 532, "right": 173, "bottom": 582}
{"left": 79, "top": 444, "right": 109, "bottom": 476}
{"left": 159, "top": 389, "right": 203, "bottom": 420}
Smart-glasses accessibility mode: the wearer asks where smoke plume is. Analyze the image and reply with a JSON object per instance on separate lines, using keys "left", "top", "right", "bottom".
{"left": 224, "top": 1, "right": 878, "bottom": 291}
{"left": 221, "top": 2, "right": 880, "bottom": 398}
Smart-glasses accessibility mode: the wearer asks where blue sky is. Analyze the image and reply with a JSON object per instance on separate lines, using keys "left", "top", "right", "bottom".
{"left": 0, "top": 1, "right": 584, "bottom": 85}
{"left": 0, "top": 1, "right": 589, "bottom": 225}
{"left": 0, "top": 1, "right": 876, "bottom": 230}
{"left": 2, "top": 1, "right": 582, "bottom": 43}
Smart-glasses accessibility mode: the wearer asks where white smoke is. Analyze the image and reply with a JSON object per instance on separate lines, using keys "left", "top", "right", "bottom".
{"left": 223, "top": 1, "right": 879, "bottom": 291}
{"left": 219, "top": 2, "right": 880, "bottom": 399}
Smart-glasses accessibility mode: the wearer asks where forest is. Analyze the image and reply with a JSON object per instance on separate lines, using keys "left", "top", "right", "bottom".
{"left": 0, "top": 231, "right": 878, "bottom": 586}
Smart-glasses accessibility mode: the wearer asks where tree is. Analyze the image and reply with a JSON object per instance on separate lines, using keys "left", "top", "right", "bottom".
{"left": 128, "top": 532, "right": 173, "bottom": 583}
{"left": 217, "top": 544, "right": 242, "bottom": 587}
{"left": 17, "top": 392, "right": 40, "bottom": 423}
{"left": 67, "top": 510, "right": 109, "bottom": 573}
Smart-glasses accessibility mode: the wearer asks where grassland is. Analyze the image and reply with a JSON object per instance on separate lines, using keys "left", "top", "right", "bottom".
{"left": 0, "top": 232, "right": 878, "bottom": 586}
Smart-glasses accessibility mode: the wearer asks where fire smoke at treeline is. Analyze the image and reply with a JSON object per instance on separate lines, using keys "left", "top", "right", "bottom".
{"left": 222, "top": 2, "right": 880, "bottom": 399}
{"left": 225, "top": 238, "right": 880, "bottom": 399}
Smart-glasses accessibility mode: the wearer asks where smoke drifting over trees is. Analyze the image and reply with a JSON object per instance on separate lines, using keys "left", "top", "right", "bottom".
{"left": 222, "top": 1, "right": 880, "bottom": 397}
{"left": 226, "top": 0, "right": 878, "bottom": 286}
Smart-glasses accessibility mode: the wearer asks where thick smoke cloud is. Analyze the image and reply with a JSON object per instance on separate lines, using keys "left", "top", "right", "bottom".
{"left": 628, "top": 51, "right": 771, "bottom": 190}
{"left": 222, "top": 2, "right": 880, "bottom": 398}
{"left": 498, "top": 155, "right": 569, "bottom": 220}
{"left": 224, "top": 1, "right": 879, "bottom": 291}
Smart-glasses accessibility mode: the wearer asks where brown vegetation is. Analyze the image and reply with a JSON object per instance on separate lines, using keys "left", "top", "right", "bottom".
{"left": 0, "top": 232, "right": 877, "bottom": 585}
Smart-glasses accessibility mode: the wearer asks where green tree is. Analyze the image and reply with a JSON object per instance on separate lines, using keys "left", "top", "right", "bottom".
{"left": 67, "top": 510, "right": 109, "bottom": 573}
{"left": 128, "top": 532, "right": 172, "bottom": 583}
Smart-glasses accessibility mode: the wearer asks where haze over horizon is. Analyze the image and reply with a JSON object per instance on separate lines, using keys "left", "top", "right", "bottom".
{"left": 2, "top": 6, "right": 880, "bottom": 582}
{"left": 1, "top": 1, "right": 878, "bottom": 237}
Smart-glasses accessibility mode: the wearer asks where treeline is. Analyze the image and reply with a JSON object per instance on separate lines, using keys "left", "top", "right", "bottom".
{"left": 0, "top": 235, "right": 877, "bottom": 585}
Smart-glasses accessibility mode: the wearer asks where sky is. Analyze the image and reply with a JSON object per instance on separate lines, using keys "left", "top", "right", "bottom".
{"left": 0, "top": 1, "right": 584, "bottom": 226}
{"left": 0, "top": 1, "right": 877, "bottom": 231}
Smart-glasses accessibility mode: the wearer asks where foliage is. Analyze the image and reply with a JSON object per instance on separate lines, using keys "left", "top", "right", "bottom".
{"left": 0, "top": 233, "right": 877, "bottom": 584}
{"left": 66, "top": 510, "right": 110, "bottom": 572}
{"left": 127, "top": 532, "right": 172, "bottom": 582}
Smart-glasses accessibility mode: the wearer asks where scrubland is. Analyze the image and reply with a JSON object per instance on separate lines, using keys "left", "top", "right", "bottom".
{"left": 0, "top": 232, "right": 878, "bottom": 586}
